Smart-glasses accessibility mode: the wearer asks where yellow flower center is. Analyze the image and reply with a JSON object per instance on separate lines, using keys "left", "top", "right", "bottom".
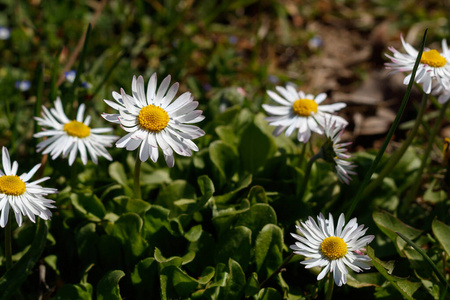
{"left": 292, "top": 99, "right": 318, "bottom": 117}
{"left": 320, "top": 236, "right": 347, "bottom": 260}
{"left": 64, "top": 120, "right": 91, "bottom": 138}
{"left": 420, "top": 49, "right": 447, "bottom": 68}
{"left": 138, "top": 105, "right": 170, "bottom": 132}
{"left": 443, "top": 138, "right": 450, "bottom": 164}
{"left": 0, "top": 175, "right": 26, "bottom": 196}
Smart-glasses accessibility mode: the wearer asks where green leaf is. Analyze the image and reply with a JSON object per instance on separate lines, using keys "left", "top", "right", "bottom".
{"left": 155, "top": 180, "right": 196, "bottom": 210}
{"left": 209, "top": 140, "right": 239, "bottom": 187}
{"left": 109, "top": 161, "right": 133, "bottom": 196}
{"left": 53, "top": 283, "right": 93, "bottom": 300}
{"left": 97, "top": 270, "right": 125, "bottom": 300}
{"left": 256, "top": 287, "right": 283, "bottom": 300}
{"left": 106, "top": 213, "right": 148, "bottom": 265}
{"left": 215, "top": 226, "right": 252, "bottom": 272}
{"left": 367, "top": 246, "right": 421, "bottom": 299}
{"left": 373, "top": 210, "right": 422, "bottom": 255}
{"left": 75, "top": 223, "right": 98, "bottom": 268}
{"left": 432, "top": 218, "right": 450, "bottom": 257}
{"left": 71, "top": 192, "right": 106, "bottom": 222}
{"left": 219, "top": 259, "right": 246, "bottom": 300}
{"left": 254, "top": 224, "right": 283, "bottom": 279}
{"left": 0, "top": 219, "right": 48, "bottom": 300}
{"left": 112, "top": 196, "right": 151, "bottom": 214}
{"left": 248, "top": 185, "right": 268, "bottom": 205}
{"left": 131, "top": 257, "right": 158, "bottom": 298}
{"left": 244, "top": 273, "right": 260, "bottom": 298}
{"left": 238, "top": 120, "right": 276, "bottom": 173}
{"left": 236, "top": 203, "right": 277, "bottom": 242}
{"left": 197, "top": 175, "right": 215, "bottom": 209}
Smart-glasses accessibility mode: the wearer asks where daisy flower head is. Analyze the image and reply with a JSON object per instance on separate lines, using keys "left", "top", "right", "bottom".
{"left": 0, "top": 147, "right": 57, "bottom": 227}
{"left": 263, "top": 84, "right": 347, "bottom": 143}
{"left": 385, "top": 35, "right": 450, "bottom": 94}
{"left": 290, "top": 213, "right": 374, "bottom": 286}
{"left": 321, "top": 118, "right": 357, "bottom": 184}
{"left": 102, "top": 74, "right": 205, "bottom": 167}
{"left": 34, "top": 97, "right": 118, "bottom": 166}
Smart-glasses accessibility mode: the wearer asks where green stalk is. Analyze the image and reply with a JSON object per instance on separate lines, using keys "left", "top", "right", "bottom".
{"left": 5, "top": 214, "right": 13, "bottom": 270}
{"left": 396, "top": 232, "right": 449, "bottom": 292}
{"left": 297, "top": 149, "right": 323, "bottom": 200}
{"left": 134, "top": 153, "right": 142, "bottom": 199}
{"left": 325, "top": 273, "right": 334, "bottom": 300}
{"left": 346, "top": 29, "right": 428, "bottom": 222}
{"left": 259, "top": 253, "right": 294, "bottom": 289}
{"left": 91, "top": 52, "right": 125, "bottom": 99}
{"left": 403, "top": 100, "right": 450, "bottom": 209}
{"left": 363, "top": 93, "right": 428, "bottom": 197}
{"left": 50, "top": 50, "right": 61, "bottom": 101}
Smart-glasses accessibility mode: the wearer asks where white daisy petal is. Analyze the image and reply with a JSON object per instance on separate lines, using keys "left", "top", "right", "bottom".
{"left": 0, "top": 148, "right": 57, "bottom": 227}
{"left": 263, "top": 85, "right": 346, "bottom": 142}
{"left": 291, "top": 213, "right": 374, "bottom": 287}
{"left": 103, "top": 73, "right": 205, "bottom": 167}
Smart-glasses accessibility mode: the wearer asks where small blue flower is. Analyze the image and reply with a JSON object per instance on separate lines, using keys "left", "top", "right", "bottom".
{"left": 15, "top": 80, "right": 31, "bottom": 92}
{"left": 0, "top": 27, "right": 10, "bottom": 40}
{"left": 308, "top": 36, "right": 323, "bottom": 50}
{"left": 81, "top": 81, "right": 92, "bottom": 89}
{"left": 267, "top": 75, "right": 279, "bottom": 83}
{"left": 228, "top": 35, "right": 238, "bottom": 45}
{"left": 65, "top": 70, "right": 76, "bottom": 83}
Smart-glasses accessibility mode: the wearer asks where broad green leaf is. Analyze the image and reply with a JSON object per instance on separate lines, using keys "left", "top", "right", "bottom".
{"left": 244, "top": 272, "right": 260, "bottom": 298}
{"left": 197, "top": 175, "right": 215, "bottom": 209}
{"left": 131, "top": 257, "right": 158, "bottom": 297}
{"left": 97, "top": 270, "right": 125, "bottom": 300}
{"left": 218, "top": 259, "right": 246, "bottom": 300}
{"left": 0, "top": 219, "right": 48, "bottom": 300}
{"left": 367, "top": 246, "right": 421, "bottom": 299}
{"left": 212, "top": 198, "right": 251, "bottom": 236}
{"left": 236, "top": 203, "right": 277, "bottom": 242}
{"left": 108, "top": 161, "right": 133, "bottom": 196}
{"left": 432, "top": 218, "right": 450, "bottom": 257}
{"left": 214, "top": 173, "right": 252, "bottom": 204}
{"left": 209, "top": 140, "right": 239, "bottom": 187}
{"left": 106, "top": 213, "right": 148, "bottom": 265}
{"left": 70, "top": 192, "right": 106, "bottom": 222}
{"left": 154, "top": 247, "right": 183, "bottom": 267}
{"left": 238, "top": 120, "right": 276, "bottom": 173}
{"left": 248, "top": 185, "right": 268, "bottom": 204}
{"left": 155, "top": 180, "right": 195, "bottom": 210}
{"left": 373, "top": 210, "right": 422, "bottom": 255}
{"left": 423, "top": 179, "right": 447, "bottom": 203}
{"left": 112, "top": 196, "right": 151, "bottom": 214}
{"left": 171, "top": 266, "right": 200, "bottom": 297}
{"left": 215, "top": 226, "right": 252, "bottom": 272}
{"left": 185, "top": 224, "right": 203, "bottom": 242}
{"left": 216, "top": 125, "right": 236, "bottom": 146}
{"left": 53, "top": 283, "right": 93, "bottom": 300}
{"left": 254, "top": 224, "right": 283, "bottom": 279}
{"left": 75, "top": 223, "right": 98, "bottom": 268}
{"left": 256, "top": 287, "right": 283, "bottom": 300}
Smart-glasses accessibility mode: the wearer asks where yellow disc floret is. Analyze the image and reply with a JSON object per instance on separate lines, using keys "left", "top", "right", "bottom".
{"left": 0, "top": 175, "right": 26, "bottom": 196}
{"left": 420, "top": 49, "right": 447, "bottom": 68}
{"left": 64, "top": 120, "right": 91, "bottom": 138}
{"left": 138, "top": 105, "right": 170, "bottom": 132}
{"left": 292, "top": 99, "right": 318, "bottom": 117}
{"left": 320, "top": 236, "right": 347, "bottom": 260}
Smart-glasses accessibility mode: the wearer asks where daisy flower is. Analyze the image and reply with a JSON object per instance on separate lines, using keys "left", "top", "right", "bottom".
{"left": 102, "top": 74, "right": 205, "bottom": 167}
{"left": 34, "top": 97, "right": 118, "bottom": 166}
{"left": 0, "top": 147, "right": 57, "bottom": 227}
{"left": 263, "top": 84, "right": 347, "bottom": 143}
{"left": 290, "top": 213, "right": 374, "bottom": 286}
{"left": 322, "top": 118, "right": 357, "bottom": 184}
{"left": 385, "top": 35, "right": 450, "bottom": 94}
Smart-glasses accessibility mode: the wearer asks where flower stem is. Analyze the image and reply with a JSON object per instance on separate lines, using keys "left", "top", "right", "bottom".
{"left": 134, "top": 153, "right": 142, "bottom": 199}
{"left": 363, "top": 92, "right": 428, "bottom": 197}
{"left": 259, "top": 253, "right": 294, "bottom": 288}
{"left": 5, "top": 214, "right": 13, "bottom": 270}
{"left": 403, "top": 100, "right": 450, "bottom": 210}
{"left": 325, "top": 273, "right": 334, "bottom": 300}
{"left": 297, "top": 149, "right": 323, "bottom": 200}
{"left": 345, "top": 29, "right": 427, "bottom": 222}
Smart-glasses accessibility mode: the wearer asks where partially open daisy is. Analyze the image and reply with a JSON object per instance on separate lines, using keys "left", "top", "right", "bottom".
{"left": 263, "top": 84, "right": 347, "bottom": 143}
{"left": 102, "top": 74, "right": 205, "bottom": 167}
{"left": 385, "top": 35, "right": 450, "bottom": 94}
{"left": 0, "top": 147, "right": 57, "bottom": 227}
{"left": 291, "top": 213, "right": 374, "bottom": 286}
{"left": 322, "top": 118, "right": 357, "bottom": 184}
{"left": 34, "top": 98, "right": 118, "bottom": 166}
